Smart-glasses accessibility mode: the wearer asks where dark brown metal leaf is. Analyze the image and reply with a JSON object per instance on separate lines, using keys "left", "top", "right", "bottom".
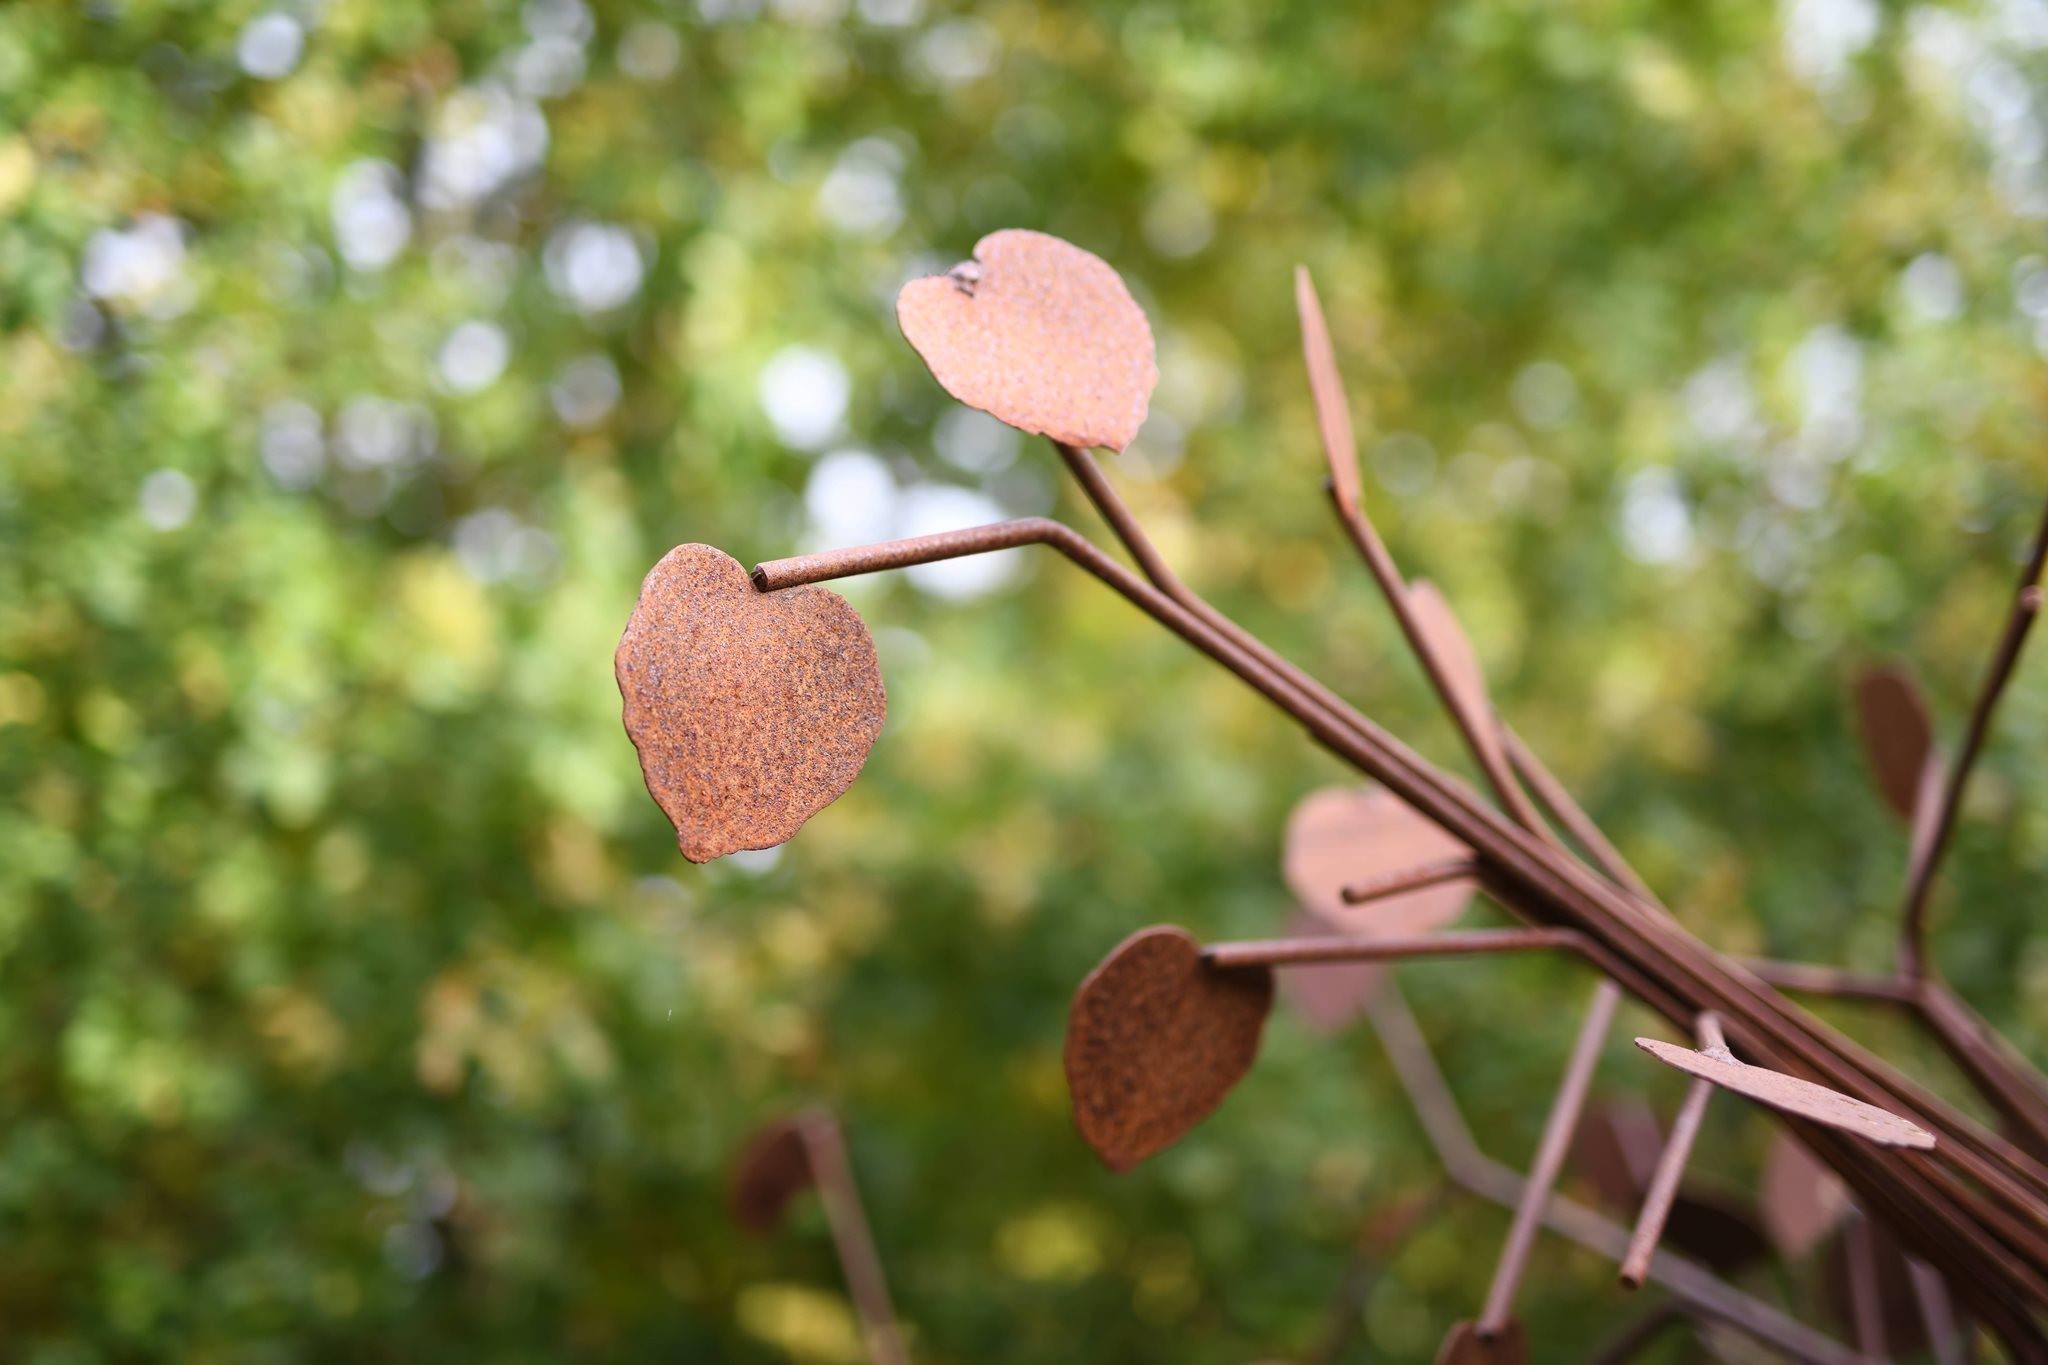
{"left": 1853, "top": 663, "right": 1937, "bottom": 824}
{"left": 1634, "top": 1038, "right": 1936, "bottom": 1149}
{"left": 1064, "top": 926, "right": 1273, "bottom": 1173}
{"left": 1664, "top": 1189, "right": 1773, "bottom": 1276}
{"left": 896, "top": 229, "right": 1158, "bottom": 453}
{"left": 616, "top": 544, "right": 886, "bottom": 863}
{"left": 1761, "top": 1133, "right": 1849, "bottom": 1259}
{"left": 1434, "top": 1320, "right": 1528, "bottom": 1364}
{"left": 1407, "top": 579, "right": 1512, "bottom": 789}
{"left": 1273, "top": 910, "right": 1385, "bottom": 1034}
{"left": 1294, "top": 266, "right": 1361, "bottom": 514}
{"left": 1572, "top": 1098, "right": 1663, "bottom": 1208}
{"left": 1822, "top": 1218, "right": 1932, "bottom": 1359}
{"left": 1283, "top": 786, "right": 1475, "bottom": 935}
{"left": 730, "top": 1117, "right": 814, "bottom": 1234}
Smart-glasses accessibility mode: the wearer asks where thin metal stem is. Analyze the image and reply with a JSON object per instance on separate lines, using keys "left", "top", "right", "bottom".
{"left": 1479, "top": 979, "right": 1621, "bottom": 1335}
{"left": 1203, "top": 926, "right": 1584, "bottom": 970}
{"left": 1340, "top": 854, "right": 1479, "bottom": 906}
{"left": 1899, "top": 492, "right": 2048, "bottom": 979}
{"left": 1619, "top": 1013, "right": 1723, "bottom": 1290}
{"left": 1741, "top": 959, "right": 1921, "bottom": 1006}
{"left": 798, "top": 1111, "right": 907, "bottom": 1365}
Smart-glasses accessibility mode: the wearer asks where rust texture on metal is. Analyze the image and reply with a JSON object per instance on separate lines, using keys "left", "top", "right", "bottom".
{"left": 1063, "top": 925, "right": 1273, "bottom": 1173}
{"left": 895, "top": 229, "right": 1157, "bottom": 453}
{"left": 1406, "top": 578, "right": 1514, "bottom": 797}
{"left": 730, "top": 1117, "right": 814, "bottom": 1234}
{"left": 1205, "top": 926, "right": 1584, "bottom": 970}
{"left": 1634, "top": 1037, "right": 1937, "bottom": 1150}
{"left": 1618, "top": 1012, "right": 1724, "bottom": 1290}
{"left": 1853, "top": 663, "right": 1937, "bottom": 824}
{"left": 1575, "top": 1100, "right": 1768, "bottom": 1277}
{"left": 1271, "top": 910, "right": 1384, "bottom": 1034}
{"left": 1762, "top": 1134, "right": 1849, "bottom": 1259}
{"left": 1822, "top": 1215, "right": 1936, "bottom": 1361}
{"left": 617, "top": 543, "right": 885, "bottom": 863}
{"left": 1435, "top": 1319, "right": 1528, "bottom": 1364}
{"left": 1284, "top": 786, "right": 1474, "bottom": 935}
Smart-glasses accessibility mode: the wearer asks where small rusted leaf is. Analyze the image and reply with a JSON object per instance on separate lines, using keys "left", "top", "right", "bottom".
{"left": 1663, "top": 1189, "right": 1772, "bottom": 1276}
{"left": 896, "top": 229, "right": 1158, "bottom": 453}
{"left": 1634, "top": 1038, "right": 1937, "bottom": 1150}
{"left": 1761, "top": 1133, "right": 1848, "bottom": 1259}
{"left": 1572, "top": 1098, "right": 1662, "bottom": 1208}
{"left": 1283, "top": 786, "right": 1474, "bottom": 935}
{"left": 617, "top": 544, "right": 886, "bottom": 863}
{"left": 1064, "top": 926, "right": 1273, "bottom": 1173}
{"left": 1407, "top": 579, "right": 1511, "bottom": 787}
{"left": 1273, "top": 910, "right": 1385, "bottom": 1033}
{"left": 1294, "top": 266, "right": 1361, "bottom": 514}
{"left": 1853, "top": 663, "right": 1937, "bottom": 824}
{"left": 1434, "top": 1320, "right": 1528, "bottom": 1364}
{"left": 730, "top": 1117, "right": 814, "bottom": 1234}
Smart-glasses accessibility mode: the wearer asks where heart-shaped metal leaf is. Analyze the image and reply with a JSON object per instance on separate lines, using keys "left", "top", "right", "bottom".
{"left": 897, "top": 229, "right": 1158, "bottom": 452}
{"left": 1853, "top": 663, "right": 1937, "bottom": 824}
{"left": 1064, "top": 926, "right": 1273, "bottom": 1173}
{"left": 1434, "top": 1320, "right": 1527, "bottom": 1364}
{"left": 1634, "top": 1038, "right": 1936, "bottom": 1149}
{"left": 1283, "top": 786, "right": 1475, "bottom": 935}
{"left": 730, "top": 1116, "right": 815, "bottom": 1234}
{"left": 617, "top": 544, "right": 886, "bottom": 862}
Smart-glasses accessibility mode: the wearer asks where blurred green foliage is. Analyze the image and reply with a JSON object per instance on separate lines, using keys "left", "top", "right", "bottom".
{"left": 6, "top": 0, "right": 2048, "bottom": 1359}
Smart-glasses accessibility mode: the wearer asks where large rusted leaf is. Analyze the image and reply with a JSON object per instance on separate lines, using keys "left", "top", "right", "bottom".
{"left": 1064, "top": 926, "right": 1272, "bottom": 1173}
{"left": 730, "top": 1117, "right": 814, "bottom": 1234}
{"left": 1283, "top": 786, "right": 1474, "bottom": 935}
{"left": 1853, "top": 663, "right": 1937, "bottom": 824}
{"left": 617, "top": 544, "right": 886, "bottom": 862}
{"left": 1634, "top": 1038, "right": 1936, "bottom": 1149}
{"left": 897, "top": 229, "right": 1157, "bottom": 453}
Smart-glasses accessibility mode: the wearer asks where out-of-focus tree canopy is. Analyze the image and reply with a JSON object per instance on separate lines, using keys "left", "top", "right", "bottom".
{"left": 6, "top": 0, "right": 2048, "bottom": 1358}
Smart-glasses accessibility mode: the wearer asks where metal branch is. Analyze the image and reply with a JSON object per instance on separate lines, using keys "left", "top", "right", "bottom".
{"left": 1619, "top": 1013, "right": 1723, "bottom": 1290}
{"left": 1204, "top": 927, "right": 1582, "bottom": 969}
{"left": 798, "top": 1111, "right": 908, "bottom": 1365}
{"left": 1364, "top": 983, "right": 1859, "bottom": 1365}
{"left": 1899, "top": 494, "right": 2048, "bottom": 979}
{"left": 751, "top": 520, "right": 2048, "bottom": 1333}
{"left": 1341, "top": 854, "right": 1480, "bottom": 906}
{"left": 1478, "top": 980, "right": 1621, "bottom": 1335}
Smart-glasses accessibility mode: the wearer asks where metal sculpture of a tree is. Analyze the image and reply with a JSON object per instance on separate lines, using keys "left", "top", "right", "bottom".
{"left": 617, "top": 229, "right": 2048, "bottom": 1360}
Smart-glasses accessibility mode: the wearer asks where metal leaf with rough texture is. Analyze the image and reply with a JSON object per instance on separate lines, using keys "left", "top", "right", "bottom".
{"left": 1294, "top": 265, "right": 1361, "bottom": 514}
{"left": 617, "top": 544, "right": 886, "bottom": 863}
{"left": 896, "top": 229, "right": 1158, "bottom": 453}
{"left": 1273, "top": 909, "right": 1385, "bottom": 1033}
{"left": 1761, "top": 1133, "right": 1849, "bottom": 1259}
{"left": 1407, "top": 578, "right": 1512, "bottom": 787}
{"left": 1854, "top": 663, "right": 1937, "bottom": 824}
{"left": 1064, "top": 926, "right": 1273, "bottom": 1173}
{"left": 1634, "top": 1038, "right": 1937, "bottom": 1149}
{"left": 730, "top": 1117, "right": 814, "bottom": 1234}
{"left": 1283, "top": 786, "right": 1474, "bottom": 935}
{"left": 1434, "top": 1321, "right": 1527, "bottom": 1364}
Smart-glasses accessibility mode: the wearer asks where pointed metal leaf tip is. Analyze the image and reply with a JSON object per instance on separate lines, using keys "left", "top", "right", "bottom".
{"left": 1294, "top": 264, "right": 1361, "bottom": 514}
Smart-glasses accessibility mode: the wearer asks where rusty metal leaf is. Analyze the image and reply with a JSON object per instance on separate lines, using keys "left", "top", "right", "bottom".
{"left": 730, "top": 1117, "right": 814, "bottom": 1234}
{"left": 1283, "top": 786, "right": 1475, "bottom": 935}
{"left": 1634, "top": 1038, "right": 1937, "bottom": 1150}
{"left": 1663, "top": 1189, "right": 1773, "bottom": 1276}
{"left": 1853, "top": 663, "right": 1937, "bottom": 824}
{"left": 1572, "top": 1098, "right": 1663, "bottom": 1208}
{"left": 1761, "top": 1133, "right": 1849, "bottom": 1259}
{"left": 616, "top": 544, "right": 886, "bottom": 863}
{"left": 1822, "top": 1218, "right": 1932, "bottom": 1359}
{"left": 1434, "top": 1320, "right": 1528, "bottom": 1364}
{"left": 1273, "top": 909, "right": 1385, "bottom": 1034}
{"left": 1294, "top": 266, "right": 1361, "bottom": 514}
{"left": 1407, "top": 579, "right": 1512, "bottom": 789}
{"left": 1064, "top": 925, "right": 1273, "bottom": 1173}
{"left": 896, "top": 229, "right": 1158, "bottom": 453}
